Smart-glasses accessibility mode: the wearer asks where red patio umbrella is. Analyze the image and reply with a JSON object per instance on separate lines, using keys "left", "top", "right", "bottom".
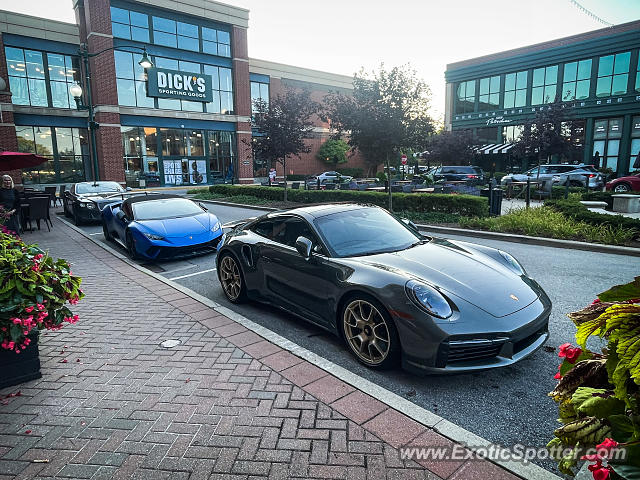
{"left": 0, "top": 151, "right": 49, "bottom": 171}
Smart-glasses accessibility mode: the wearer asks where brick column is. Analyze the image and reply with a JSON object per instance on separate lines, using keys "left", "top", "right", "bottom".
{"left": 74, "top": 0, "right": 124, "bottom": 183}
{"left": 0, "top": 34, "right": 21, "bottom": 184}
{"left": 231, "top": 26, "right": 253, "bottom": 184}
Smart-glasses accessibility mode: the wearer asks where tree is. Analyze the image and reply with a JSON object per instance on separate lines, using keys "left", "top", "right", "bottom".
{"left": 425, "top": 130, "right": 479, "bottom": 166}
{"left": 512, "top": 101, "right": 578, "bottom": 166}
{"left": 250, "top": 88, "right": 319, "bottom": 201}
{"left": 317, "top": 139, "right": 350, "bottom": 168}
{"left": 323, "top": 64, "right": 434, "bottom": 210}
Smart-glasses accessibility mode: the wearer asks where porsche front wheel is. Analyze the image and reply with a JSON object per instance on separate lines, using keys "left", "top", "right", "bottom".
{"left": 341, "top": 296, "right": 400, "bottom": 369}
{"left": 218, "top": 253, "right": 246, "bottom": 303}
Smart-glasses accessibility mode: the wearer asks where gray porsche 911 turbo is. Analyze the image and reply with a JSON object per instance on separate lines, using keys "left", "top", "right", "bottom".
{"left": 216, "top": 204, "right": 551, "bottom": 373}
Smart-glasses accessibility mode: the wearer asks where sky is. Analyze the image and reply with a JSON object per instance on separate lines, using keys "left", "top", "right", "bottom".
{"left": 5, "top": 0, "right": 640, "bottom": 121}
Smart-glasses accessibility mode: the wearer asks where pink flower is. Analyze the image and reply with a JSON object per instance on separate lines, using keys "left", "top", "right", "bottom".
{"left": 554, "top": 364, "right": 562, "bottom": 380}
{"left": 591, "top": 298, "right": 601, "bottom": 304}
{"left": 24, "top": 306, "right": 34, "bottom": 313}
{"left": 12, "top": 318, "right": 21, "bottom": 325}
{"left": 559, "top": 343, "right": 582, "bottom": 364}
{"left": 37, "top": 304, "right": 45, "bottom": 311}
{"left": 34, "top": 254, "right": 43, "bottom": 260}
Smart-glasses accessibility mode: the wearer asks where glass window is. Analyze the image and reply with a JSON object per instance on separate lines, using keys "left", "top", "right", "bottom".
{"left": 562, "top": 59, "right": 592, "bottom": 100}
{"left": 596, "top": 52, "right": 630, "bottom": 97}
{"left": 531, "top": 65, "right": 557, "bottom": 105}
{"left": 475, "top": 127, "right": 498, "bottom": 143}
{"left": 478, "top": 75, "right": 500, "bottom": 111}
{"left": 187, "top": 130, "right": 204, "bottom": 156}
{"left": 153, "top": 16, "right": 176, "bottom": 33}
{"left": 593, "top": 117, "right": 624, "bottom": 171}
{"left": 502, "top": 125, "right": 524, "bottom": 142}
{"left": 161, "top": 128, "right": 186, "bottom": 156}
{"left": 111, "top": 7, "right": 149, "bottom": 42}
{"left": 115, "top": 50, "right": 153, "bottom": 108}
{"left": 455, "top": 80, "right": 475, "bottom": 114}
{"left": 208, "top": 131, "right": 236, "bottom": 178}
{"left": 251, "top": 81, "right": 269, "bottom": 111}
{"left": 503, "top": 71, "right": 527, "bottom": 108}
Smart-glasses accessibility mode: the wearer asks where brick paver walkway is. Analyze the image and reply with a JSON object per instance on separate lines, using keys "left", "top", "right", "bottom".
{"left": 0, "top": 216, "right": 520, "bottom": 479}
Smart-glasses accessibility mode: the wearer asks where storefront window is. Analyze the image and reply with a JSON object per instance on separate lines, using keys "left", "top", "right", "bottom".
{"left": 115, "top": 50, "right": 154, "bottom": 108}
{"left": 561, "top": 120, "right": 585, "bottom": 163}
{"left": 503, "top": 71, "right": 527, "bottom": 108}
{"left": 475, "top": 127, "right": 498, "bottom": 143}
{"left": 630, "top": 116, "right": 640, "bottom": 174}
{"left": 161, "top": 128, "right": 186, "bottom": 156}
{"left": 208, "top": 131, "right": 236, "bottom": 181}
{"left": 596, "top": 52, "right": 630, "bottom": 97}
{"left": 562, "top": 59, "right": 591, "bottom": 101}
{"left": 111, "top": 7, "right": 150, "bottom": 42}
{"left": 455, "top": 80, "right": 475, "bottom": 114}
{"left": 502, "top": 125, "right": 524, "bottom": 142}
{"left": 251, "top": 81, "right": 269, "bottom": 111}
{"left": 531, "top": 65, "right": 558, "bottom": 105}
{"left": 16, "top": 125, "right": 86, "bottom": 184}
{"left": 593, "top": 117, "right": 623, "bottom": 171}
{"left": 478, "top": 76, "right": 500, "bottom": 112}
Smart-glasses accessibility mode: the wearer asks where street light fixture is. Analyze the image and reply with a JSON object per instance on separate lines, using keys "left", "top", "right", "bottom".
{"left": 70, "top": 45, "right": 153, "bottom": 183}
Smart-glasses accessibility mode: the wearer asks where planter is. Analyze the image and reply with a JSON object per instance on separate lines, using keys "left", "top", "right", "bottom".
{"left": 0, "top": 330, "right": 41, "bottom": 389}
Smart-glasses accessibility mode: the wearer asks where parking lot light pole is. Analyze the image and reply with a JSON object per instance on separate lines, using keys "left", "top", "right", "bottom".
{"left": 70, "top": 44, "right": 153, "bottom": 183}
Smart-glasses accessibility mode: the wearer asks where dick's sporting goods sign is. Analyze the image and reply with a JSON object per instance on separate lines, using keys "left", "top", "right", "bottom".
{"left": 147, "top": 67, "right": 213, "bottom": 102}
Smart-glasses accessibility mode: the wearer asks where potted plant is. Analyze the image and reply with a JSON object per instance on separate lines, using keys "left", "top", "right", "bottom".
{"left": 0, "top": 225, "right": 83, "bottom": 389}
{"left": 547, "top": 276, "right": 640, "bottom": 479}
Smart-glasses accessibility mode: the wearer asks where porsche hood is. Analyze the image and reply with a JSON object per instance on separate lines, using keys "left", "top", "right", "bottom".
{"left": 357, "top": 240, "right": 538, "bottom": 318}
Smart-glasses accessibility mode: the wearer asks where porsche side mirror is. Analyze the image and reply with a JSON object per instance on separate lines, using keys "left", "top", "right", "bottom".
{"left": 295, "top": 236, "right": 313, "bottom": 259}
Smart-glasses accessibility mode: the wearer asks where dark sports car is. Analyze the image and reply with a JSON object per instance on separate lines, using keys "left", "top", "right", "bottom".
{"left": 216, "top": 204, "right": 551, "bottom": 372}
{"left": 63, "top": 181, "right": 126, "bottom": 224}
{"left": 101, "top": 194, "right": 223, "bottom": 260}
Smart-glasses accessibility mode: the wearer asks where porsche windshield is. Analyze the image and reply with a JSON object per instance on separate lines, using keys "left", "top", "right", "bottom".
{"left": 76, "top": 182, "right": 124, "bottom": 194}
{"left": 314, "top": 207, "right": 422, "bottom": 257}
{"left": 133, "top": 198, "right": 203, "bottom": 221}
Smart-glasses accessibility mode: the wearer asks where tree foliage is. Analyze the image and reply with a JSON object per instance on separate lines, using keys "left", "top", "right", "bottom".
{"left": 512, "top": 101, "right": 578, "bottom": 162}
{"left": 323, "top": 64, "right": 434, "bottom": 208}
{"left": 250, "top": 88, "right": 319, "bottom": 201}
{"left": 425, "top": 130, "right": 479, "bottom": 165}
{"left": 317, "top": 139, "right": 350, "bottom": 167}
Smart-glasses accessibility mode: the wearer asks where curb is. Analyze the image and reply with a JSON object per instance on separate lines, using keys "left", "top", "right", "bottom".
{"left": 192, "top": 198, "right": 639, "bottom": 256}
{"left": 57, "top": 215, "right": 560, "bottom": 480}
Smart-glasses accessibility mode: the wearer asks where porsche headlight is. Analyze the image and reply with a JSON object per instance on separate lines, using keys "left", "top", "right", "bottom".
{"left": 143, "top": 233, "right": 164, "bottom": 240}
{"left": 211, "top": 220, "right": 221, "bottom": 232}
{"left": 405, "top": 280, "right": 452, "bottom": 319}
{"left": 498, "top": 250, "right": 525, "bottom": 275}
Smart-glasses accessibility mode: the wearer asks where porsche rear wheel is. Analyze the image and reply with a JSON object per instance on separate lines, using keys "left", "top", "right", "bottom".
{"left": 219, "top": 253, "right": 246, "bottom": 303}
{"left": 342, "top": 296, "right": 399, "bottom": 369}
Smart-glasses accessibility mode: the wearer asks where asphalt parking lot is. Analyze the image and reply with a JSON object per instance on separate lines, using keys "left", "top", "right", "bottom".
{"left": 66, "top": 202, "right": 639, "bottom": 474}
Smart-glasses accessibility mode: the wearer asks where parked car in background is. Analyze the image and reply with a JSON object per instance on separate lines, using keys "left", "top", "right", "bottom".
{"left": 306, "top": 171, "right": 353, "bottom": 188}
{"left": 432, "top": 166, "right": 485, "bottom": 184}
{"left": 605, "top": 172, "right": 640, "bottom": 193}
{"left": 216, "top": 204, "right": 550, "bottom": 372}
{"left": 63, "top": 181, "right": 126, "bottom": 225}
{"left": 101, "top": 194, "right": 223, "bottom": 260}
{"left": 501, "top": 164, "right": 603, "bottom": 189}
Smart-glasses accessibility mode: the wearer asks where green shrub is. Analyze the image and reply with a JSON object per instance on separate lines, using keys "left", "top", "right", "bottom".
{"left": 208, "top": 185, "right": 489, "bottom": 217}
{"left": 550, "top": 185, "right": 586, "bottom": 199}
{"left": 545, "top": 198, "right": 640, "bottom": 234}
{"left": 460, "top": 207, "right": 635, "bottom": 245}
{"left": 493, "top": 172, "right": 507, "bottom": 182}
{"left": 376, "top": 171, "right": 387, "bottom": 183}
{"left": 337, "top": 168, "right": 364, "bottom": 178}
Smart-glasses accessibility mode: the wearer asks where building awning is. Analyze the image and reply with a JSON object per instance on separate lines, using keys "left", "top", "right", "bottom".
{"left": 475, "top": 143, "right": 515, "bottom": 154}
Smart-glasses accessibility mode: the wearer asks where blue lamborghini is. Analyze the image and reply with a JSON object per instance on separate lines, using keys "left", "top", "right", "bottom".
{"left": 101, "top": 194, "right": 223, "bottom": 260}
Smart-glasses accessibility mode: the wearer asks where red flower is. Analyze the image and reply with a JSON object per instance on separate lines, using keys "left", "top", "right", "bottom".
{"left": 591, "top": 298, "right": 601, "bottom": 304}
{"left": 24, "top": 306, "right": 34, "bottom": 313}
{"left": 554, "top": 364, "right": 562, "bottom": 380}
{"left": 596, "top": 439, "right": 619, "bottom": 457}
{"left": 558, "top": 343, "right": 582, "bottom": 364}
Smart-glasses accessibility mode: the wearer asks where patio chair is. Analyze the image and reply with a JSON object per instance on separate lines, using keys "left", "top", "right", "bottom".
{"left": 26, "top": 196, "right": 52, "bottom": 232}
{"left": 534, "top": 179, "right": 554, "bottom": 201}
{"left": 44, "top": 186, "right": 59, "bottom": 207}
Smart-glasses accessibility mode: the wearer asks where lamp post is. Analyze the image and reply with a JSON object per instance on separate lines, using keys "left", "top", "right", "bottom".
{"left": 70, "top": 44, "right": 152, "bottom": 183}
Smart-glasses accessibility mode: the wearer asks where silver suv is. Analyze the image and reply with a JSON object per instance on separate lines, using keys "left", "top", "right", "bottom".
{"left": 501, "top": 164, "right": 603, "bottom": 189}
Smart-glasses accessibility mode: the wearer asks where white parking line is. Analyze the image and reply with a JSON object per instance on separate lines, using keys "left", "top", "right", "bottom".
{"left": 169, "top": 268, "right": 216, "bottom": 281}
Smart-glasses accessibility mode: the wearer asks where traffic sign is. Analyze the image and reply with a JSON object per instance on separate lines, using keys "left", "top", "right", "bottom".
{"left": 401, "top": 155, "right": 407, "bottom": 165}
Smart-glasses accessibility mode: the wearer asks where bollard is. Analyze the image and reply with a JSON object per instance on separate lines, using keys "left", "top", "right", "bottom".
{"left": 317, "top": 178, "right": 321, "bottom": 190}
{"left": 526, "top": 178, "right": 531, "bottom": 208}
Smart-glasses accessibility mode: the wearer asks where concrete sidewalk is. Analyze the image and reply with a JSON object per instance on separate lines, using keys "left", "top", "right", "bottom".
{"left": 0, "top": 217, "right": 522, "bottom": 480}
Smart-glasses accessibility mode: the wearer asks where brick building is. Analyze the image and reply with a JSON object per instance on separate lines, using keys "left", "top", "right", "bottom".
{"left": 0, "top": 0, "right": 366, "bottom": 187}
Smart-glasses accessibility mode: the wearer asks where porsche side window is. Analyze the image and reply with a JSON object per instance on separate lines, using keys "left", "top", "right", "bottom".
{"left": 279, "top": 218, "right": 316, "bottom": 248}
{"left": 252, "top": 220, "right": 276, "bottom": 240}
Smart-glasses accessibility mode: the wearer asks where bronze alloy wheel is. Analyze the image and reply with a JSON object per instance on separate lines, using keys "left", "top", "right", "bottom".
{"left": 220, "top": 255, "right": 244, "bottom": 302}
{"left": 343, "top": 299, "right": 391, "bottom": 365}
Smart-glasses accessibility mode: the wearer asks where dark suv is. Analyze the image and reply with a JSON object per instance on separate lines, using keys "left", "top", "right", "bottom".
{"left": 432, "top": 166, "right": 485, "bottom": 184}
